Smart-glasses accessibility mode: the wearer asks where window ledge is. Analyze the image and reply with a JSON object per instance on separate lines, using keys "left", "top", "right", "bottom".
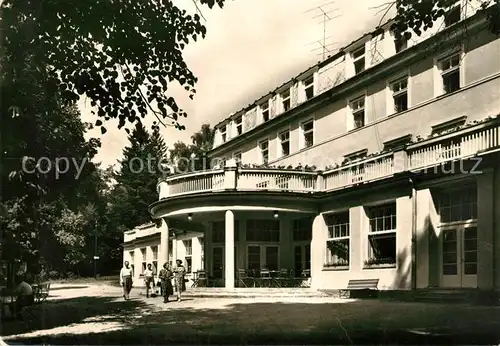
{"left": 322, "top": 265, "right": 349, "bottom": 271}
{"left": 363, "top": 263, "right": 396, "bottom": 270}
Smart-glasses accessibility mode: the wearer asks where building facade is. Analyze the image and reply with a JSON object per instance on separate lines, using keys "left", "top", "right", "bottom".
{"left": 148, "top": 5, "right": 500, "bottom": 292}
{"left": 122, "top": 223, "right": 204, "bottom": 287}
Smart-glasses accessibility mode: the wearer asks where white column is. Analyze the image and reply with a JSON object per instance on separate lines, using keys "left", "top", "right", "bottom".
{"left": 225, "top": 210, "right": 235, "bottom": 289}
{"left": 160, "top": 219, "right": 169, "bottom": 267}
{"left": 172, "top": 235, "right": 178, "bottom": 264}
{"left": 311, "top": 213, "right": 328, "bottom": 290}
{"left": 192, "top": 237, "right": 202, "bottom": 272}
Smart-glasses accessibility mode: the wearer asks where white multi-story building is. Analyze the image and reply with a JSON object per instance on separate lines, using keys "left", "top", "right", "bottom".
{"left": 130, "top": 4, "right": 500, "bottom": 293}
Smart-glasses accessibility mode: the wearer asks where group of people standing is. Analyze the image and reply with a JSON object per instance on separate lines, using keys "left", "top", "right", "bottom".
{"left": 119, "top": 259, "right": 186, "bottom": 303}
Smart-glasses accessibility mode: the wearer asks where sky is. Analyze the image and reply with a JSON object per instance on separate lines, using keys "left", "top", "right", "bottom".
{"left": 81, "top": 0, "right": 393, "bottom": 168}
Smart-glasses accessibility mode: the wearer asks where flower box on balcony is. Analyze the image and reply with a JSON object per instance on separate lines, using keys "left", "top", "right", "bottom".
{"left": 363, "top": 258, "right": 396, "bottom": 269}
{"left": 322, "top": 263, "right": 349, "bottom": 271}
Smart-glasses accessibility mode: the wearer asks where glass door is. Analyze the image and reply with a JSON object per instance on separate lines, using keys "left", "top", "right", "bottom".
{"left": 264, "top": 246, "right": 279, "bottom": 271}
{"left": 212, "top": 246, "right": 224, "bottom": 279}
{"left": 247, "top": 246, "right": 261, "bottom": 276}
{"left": 440, "top": 226, "right": 478, "bottom": 288}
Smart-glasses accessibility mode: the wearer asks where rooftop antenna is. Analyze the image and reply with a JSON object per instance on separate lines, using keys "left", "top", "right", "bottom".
{"left": 305, "top": 1, "right": 342, "bottom": 60}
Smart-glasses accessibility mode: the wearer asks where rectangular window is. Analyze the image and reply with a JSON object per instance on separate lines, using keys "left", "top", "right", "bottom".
{"left": 211, "top": 221, "right": 239, "bottom": 242}
{"left": 152, "top": 246, "right": 158, "bottom": 275}
{"left": 352, "top": 46, "right": 365, "bottom": 75}
{"left": 141, "top": 248, "right": 146, "bottom": 272}
{"left": 304, "top": 75, "right": 314, "bottom": 100}
{"left": 129, "top": 251, "right": 135, "bottom": 273}
{"left": 183, "top": 239, "right": 192, "bottom": 256}
{"left": 261, "top": 101, "right": 270, "bottom": 122}
{"left": 235, "top": 116, "right": 242, "bottom": 135}
{"left": 279, "top": 130, "right": 290, "bottom": 157}
{"left": 445, "top": 5, "right": 461, "bottom": 27}
{"left": 350, "top": 96, "right": 365, "bottom": 129}
{"left": 292, "top": 217, "right": 312, "bottom": 241}
{"left": 366, "top": 203, "right": 397, "bottom": 266}
{"left": 439, "top": 53, "right": 461, "bottom": 94}
{"left": 391, "top": 77, "right": 408, "bottom": 113}
{"left": 325, "top": 212, "right": 350, "bottom": 267}
{"left": 301, "top": 120, "right": 314, "bottom": 148}
{"left": 259, "top": 139, "right": 269, "bottom": 164}
{"left": 438, "top": 186, "right": 477, "bottom": 223}
{"left": 281, "top": 89, "right": 291, "bottom": 112}
{"left": 246, "top": 220, "right": 280, "bottom": 242}
{"left": 220, "top": 125, "right": 227, "bottom": 143}
{"left": 183, "top": 239, "right": 192, "bottom": 273}
{"left": 247, "top": 246, "right": 261, "bottom": 271}
{"left": 233, "top": 151, "right": 242, "bottom": 164}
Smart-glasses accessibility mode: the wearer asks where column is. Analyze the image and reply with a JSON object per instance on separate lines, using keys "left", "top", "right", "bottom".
{"left": 225, "top": 210, "right": 235, "bottom": 289}
{"left": 494, "top": 167, "right": 500, "bottom": 289}
{"left": 133, "top": 248, "right": 141, "bottom": 283}
{"left": 159, "top": 219, "right": 169, "bottom": 267}
{"left": 395, "top": 195, "right": 413, "bottom": 290}
{"left": 310, "top": 213, "right": 328, "bottom": 290}
{"left": 477, "top": 170, "right": 494, "bottom": 289}
{"left": 192, "top": 237, "right": 202, "bottom": 272}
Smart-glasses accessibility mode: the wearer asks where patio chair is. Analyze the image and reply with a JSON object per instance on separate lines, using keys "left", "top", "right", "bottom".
{"left": 300, "top": 269, "right": 311, "bottom": 288}
{"left": 260, "top": 268, "right": 272, "bottom": 288}
{"left": 192, "top": 271, "right": 207, "bottom": 287}
{"left": 276, "top": 268, "right": 290, "bottom": 288}
{"left": 237, "top": 269, "right": 253, "bottom": 287}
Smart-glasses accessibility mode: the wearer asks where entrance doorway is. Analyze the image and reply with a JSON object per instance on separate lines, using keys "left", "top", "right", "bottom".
{"left": 294, "top": 244, "right": 311, "bottom": 277}
{"left": 246, "top": 245, "right": 280, "bottom": 273}
{"left": 211, "top": 245, "right": 237, "bottom": 281}
{"left": 440, "top": 225, "right": 478, "bottom": 288}
{"left": 212, "top": 246, "right": 224, "bottom": 279}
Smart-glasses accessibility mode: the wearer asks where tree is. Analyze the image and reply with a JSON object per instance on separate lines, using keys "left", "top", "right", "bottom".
{"left": 110, "top": 122, "right": 168, "bottom": 232}
{"left": 0, "top": 0, "right": 226, "bottom": 133}
{"left": 379, "top": 0, "right": 500, "bottom": 42}
{"left": 168, "top": 123, "right": 215, "bottom": 173}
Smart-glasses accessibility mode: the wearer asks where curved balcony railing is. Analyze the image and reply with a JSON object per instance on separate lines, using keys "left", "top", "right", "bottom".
{"left": 323, "top": 153, "right": 394, "bottom": 191}
{"left": 237, "top": 169, "right": 317, "bottom": 192}
{"left": 158, "top": 118, "right": 500, "bottom": 200}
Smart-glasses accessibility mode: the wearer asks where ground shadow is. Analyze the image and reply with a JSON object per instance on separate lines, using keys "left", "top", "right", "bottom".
{"left": 3, "top": 297, "right": 500, "bottom": 345}
{"left": 1, "top": 295, "right": 147, "bottom": 337}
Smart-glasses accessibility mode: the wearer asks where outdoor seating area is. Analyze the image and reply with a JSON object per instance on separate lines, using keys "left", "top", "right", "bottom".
{"left": 1, "top": 282, "right": 51, "bottom": 320}
{"left": 190, "top": 269, "right": 311, "bottom": 288}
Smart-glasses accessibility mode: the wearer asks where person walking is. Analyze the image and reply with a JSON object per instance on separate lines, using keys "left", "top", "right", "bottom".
{"left": 173, "top": 259, "right": 186, "bottom": 302}
{"left": 120, "top": 261, "right": 133, "bottom": 300}
{"left": 158, "top": 263, "right": 174, "bottom": 303}
{"left": 143, "top": 263, "right": 154, "bottom": 298}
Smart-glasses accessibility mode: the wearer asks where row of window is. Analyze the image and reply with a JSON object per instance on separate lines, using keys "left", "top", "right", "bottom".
{"left": 325, "top": 185, "right": 477, "bottom": 268}
{"left": 219, "top": 75, "right": 315, "bottom": 144}
{"left": 218, "top": 4, "right": 463, "bottom": 146}
{"left": 247, "top": 50, "right": 462, "bottom": 165}
{"left": 211, "top": 218, "right": 313, "bottom": 243}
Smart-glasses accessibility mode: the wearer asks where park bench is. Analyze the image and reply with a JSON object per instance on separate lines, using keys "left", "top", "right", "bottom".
{"left": 33, "top": 283, "right": 50, "bottom": 303}
{"left": 342, "top": 279, "right": 379, "bottom": 298}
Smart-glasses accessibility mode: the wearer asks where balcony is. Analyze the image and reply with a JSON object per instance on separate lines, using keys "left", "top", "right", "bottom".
{"left": 158, "top": 117, "right": 500, "bottom": 200}
{"left": 408, "top": 117, "right": 500, "bottom": 170}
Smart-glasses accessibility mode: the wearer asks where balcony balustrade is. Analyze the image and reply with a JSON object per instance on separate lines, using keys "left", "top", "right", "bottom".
{"left": 158, "top": 118, "right": 500, "bottom": 200}
{"left": 408, "top": 120, "right": 500, "bottom": 170}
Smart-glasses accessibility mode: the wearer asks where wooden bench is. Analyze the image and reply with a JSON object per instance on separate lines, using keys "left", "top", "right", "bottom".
{"left": 342, "top": 279, "right": 379, "bottom": 298}
{"left": 33, "top": 283, "right": 50, "bottom": 303}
